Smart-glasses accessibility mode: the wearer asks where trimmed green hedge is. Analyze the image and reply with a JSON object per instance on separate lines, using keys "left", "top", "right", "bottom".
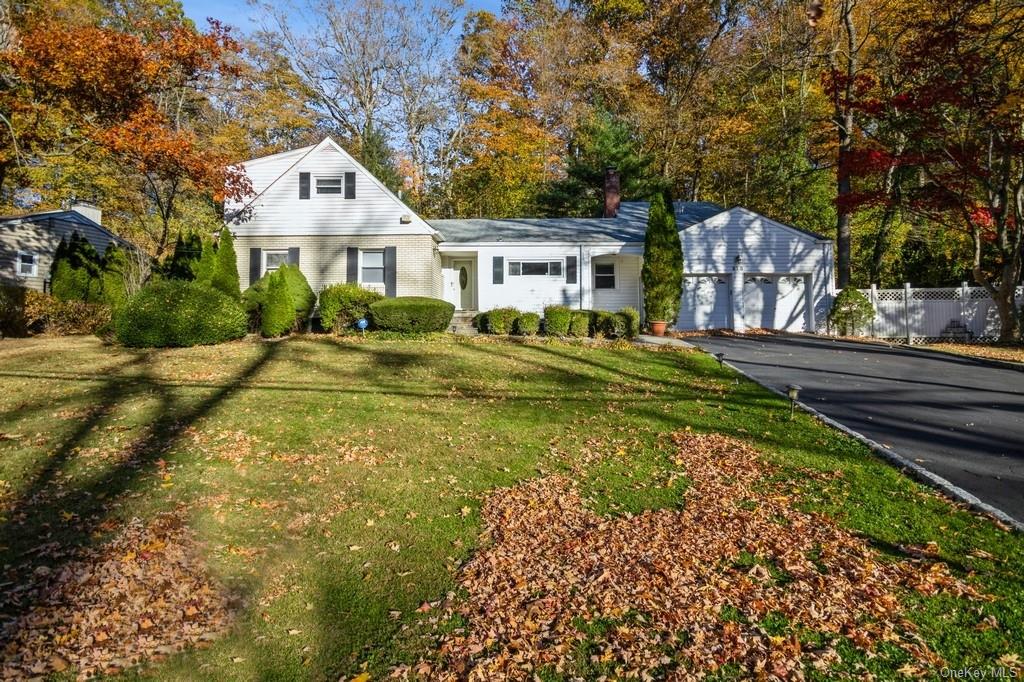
{"left": 319, "top": 283, "right": 384, "bottom": 333}
{"left": 515, "top": 312, "right": 540, "bottom": 336}
{"left": 369, "top": 296, "right": 455, "bottom": 333}
{"left": 618, "top": 307, "right": 640, "bottom": 338}
{"left": 114, "top": 280, "right": 247, "bottom": 348}
{"left": 591, "top": 310, "right": 624, "bottom": 338}
{"left": 243, "top": 264, "right": 316, "bottom": 330}
{"left": 543, "top": 305, "right": 572, "bottom": 336}
{"left": 481, "top": 307, "right": 519, "bottom": 334}
{"left": 568, "top": 310, "right": 590, "bottom": 337}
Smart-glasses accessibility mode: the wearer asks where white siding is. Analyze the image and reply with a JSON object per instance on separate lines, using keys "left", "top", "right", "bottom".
{"left": 590, "top": 254, "right": 642, "bottom": 312}
{"left": 226, "top": 139, "right": 435, "bottom": 238}
{"left": 680, "top": 208, "right": 833, "bottom": 331}
{"left": 450, "top": 245, "right": 583, "bottom": 313}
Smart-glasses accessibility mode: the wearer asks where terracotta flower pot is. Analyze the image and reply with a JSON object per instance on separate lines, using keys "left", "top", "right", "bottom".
{"left": 650, "top": 321, "right": 668, "bottom": 337}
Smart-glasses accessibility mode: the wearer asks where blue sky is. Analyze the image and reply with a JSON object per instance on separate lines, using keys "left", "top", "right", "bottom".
{"left": 180, "top": 0, "right": 502, "bottom": 34}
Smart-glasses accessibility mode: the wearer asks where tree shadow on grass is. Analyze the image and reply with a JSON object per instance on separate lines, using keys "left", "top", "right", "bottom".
{"left": 0, "top": 339, "right": 282, "bottom": 659}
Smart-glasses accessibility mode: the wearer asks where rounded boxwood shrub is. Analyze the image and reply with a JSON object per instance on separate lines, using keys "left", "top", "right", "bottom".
{"left": 828, "top": 286, "right": 874, "bottom": 336}
{"left": 515, "top": 312, "right": 540, "bottom": 336}
{"left": 591, "top": 310, "right": 624, "bottom": 338}
{"left": 618, "top": 307, "right": 640, "bottom": 339}
{"left": 114, "top": 280, "right": 247, "bottom": 348}
{"left": 568, "top": 310, "right": 590, "bottom": 337}
{"left": 260, "top": 270, "right": 296, "bottom": 337}
{"left": 482, "top": 307, "right": 519, "bottom": 334}
{"left": 319, "top": 283, "right": 383, "bottom": 333}
{"left": 0, "top": 285, "right": 27, "bottom": 338}
{"left": 543, "top": 305, "right": 571, "bottom": 336}
{"left": 243, "top": 264, "right": 316, "bottom": 329}
{"left": 369, "top": 296, "right": 455, "bottom": 333}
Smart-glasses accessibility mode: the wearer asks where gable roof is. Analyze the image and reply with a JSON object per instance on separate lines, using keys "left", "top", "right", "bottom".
{"left": 0, "top": 208, "right": 134, "bottom": 248}
{"left": 227, "top": 137, "right": 438, "bottom": 237}
{"left": 429, "top": 201, "right": 831, "bottom": 244}
{"left": 429, "top": 201, "right": 725, "bottom": 243}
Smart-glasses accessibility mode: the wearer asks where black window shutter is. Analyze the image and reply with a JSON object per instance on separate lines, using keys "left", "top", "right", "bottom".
{"left": 344, "top": 172, "right": 356, "bottom": 199}
{"left": 384, "top": 246, "right": 397, "bottom": 297}
{"left": 248, "top": 247, "right": 262, "bottom": 286}
{"left": 347, "top": 247, "right": 359, "bottom": 283}
{"left": 493, "top": 256, "right": 504, "bottom": 284}
{"left": 287, "top": 247, "right": 300, "bottom": 266}
{"left": 299, "top": 172, "right": 310, "bottom": 199}
{"left": 566, "top": 256, "right": 577, "bottom": 284}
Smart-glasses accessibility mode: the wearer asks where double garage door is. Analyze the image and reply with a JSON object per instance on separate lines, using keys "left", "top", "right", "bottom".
{"left": 677, "top": 274, "right": 809, "bottom": 331}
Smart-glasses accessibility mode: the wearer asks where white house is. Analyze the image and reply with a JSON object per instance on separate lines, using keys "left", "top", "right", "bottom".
{"left": 226, "top": 137, "right": 835, "bottom": 332}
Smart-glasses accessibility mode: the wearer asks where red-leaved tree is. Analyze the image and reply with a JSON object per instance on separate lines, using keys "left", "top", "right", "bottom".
{"left": 846, "top": 0, "right": 1024, "bottom": 341}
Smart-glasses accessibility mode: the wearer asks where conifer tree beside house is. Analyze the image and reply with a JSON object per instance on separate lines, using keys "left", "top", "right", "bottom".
{"left": 166, "top": 234, "right": 204, "bottom": 280}
{"left": 50, "top": 232, "right": 104, "bottom": 303}
{"left": 641, "top": 193, "right": 683, "bottom": 332}
{"left": 260, "top": 269, "right": 295, "bottom": 337}
{"left": 211, "top": 227, "right": 240, "bottom": 298}
{"left": 192, "top": 238, "right": 217, "bottom": 287}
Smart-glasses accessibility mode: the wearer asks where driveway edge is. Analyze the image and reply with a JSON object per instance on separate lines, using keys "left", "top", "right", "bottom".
{"left": 715, "top": 355, "right": 1024, "bottom": 534}
{"left": 783, "top": 332, "right": 1024, "bottom": 373}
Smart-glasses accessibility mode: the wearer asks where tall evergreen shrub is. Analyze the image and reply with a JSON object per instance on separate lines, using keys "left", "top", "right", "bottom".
{"left": 641, "top": 193, "right": 683, "bottom": 323}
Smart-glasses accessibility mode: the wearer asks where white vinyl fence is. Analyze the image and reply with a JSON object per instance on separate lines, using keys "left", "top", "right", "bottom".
{"left": 854, "top": 283, "right": 1024, "bottom": 343}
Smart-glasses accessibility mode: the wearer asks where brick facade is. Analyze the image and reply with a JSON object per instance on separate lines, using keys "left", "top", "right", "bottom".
{"left": 233, "top": 234, "right": 442, "bottom": 297}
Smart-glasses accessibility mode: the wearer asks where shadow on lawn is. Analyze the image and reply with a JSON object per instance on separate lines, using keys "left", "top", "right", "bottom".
{"left": 0, "top": 340, "right": 282, "bottom": 653}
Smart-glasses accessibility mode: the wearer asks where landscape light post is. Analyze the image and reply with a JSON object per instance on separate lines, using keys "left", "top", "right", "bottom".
{"left": 787, "top": 384, "right": 802, "bottom": 420}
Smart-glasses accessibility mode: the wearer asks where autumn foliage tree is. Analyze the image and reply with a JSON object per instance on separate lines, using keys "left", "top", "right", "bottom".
{"left": 847, "top": 0, "right": 1024, "bottom": 341}
{"left": 1, "top": 10, "right": 251, "bottom": 255}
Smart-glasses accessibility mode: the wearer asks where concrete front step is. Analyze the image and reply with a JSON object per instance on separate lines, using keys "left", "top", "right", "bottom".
{"left": 451, "top": 310, "right": 479, "bottom": 335}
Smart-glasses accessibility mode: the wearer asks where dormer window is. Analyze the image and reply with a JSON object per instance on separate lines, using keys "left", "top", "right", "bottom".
{"left": 316, "top": 177, "right": 342, "bottom": 194}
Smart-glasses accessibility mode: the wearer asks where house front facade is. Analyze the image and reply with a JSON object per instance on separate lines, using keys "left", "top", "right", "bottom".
{"left": 227, "top": 137, "right": 835, "bottom": 332}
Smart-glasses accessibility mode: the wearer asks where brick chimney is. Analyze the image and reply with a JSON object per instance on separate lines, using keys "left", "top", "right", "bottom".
{"left": 70, "top": 201, "right": 102, "bottom": 225}
{"left": 603, "top": 167, "right": 620, "bottom": 218}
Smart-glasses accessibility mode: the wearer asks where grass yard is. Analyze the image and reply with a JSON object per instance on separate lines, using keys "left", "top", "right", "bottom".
{"left": 0, "top": 335, "right": 1021, "bottom": 680}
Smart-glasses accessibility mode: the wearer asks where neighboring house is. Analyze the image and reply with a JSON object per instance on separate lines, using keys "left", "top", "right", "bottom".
{"left": 0, "top": 203, "right": 126, "bottom": 292}
{"left": 227, "top": 137, "right": 835, "bottom": 332}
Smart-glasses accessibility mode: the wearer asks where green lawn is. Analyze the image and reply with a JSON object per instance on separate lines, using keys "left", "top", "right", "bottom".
{"left": 0, "top": 335, "right": 1020, "bottom": 680}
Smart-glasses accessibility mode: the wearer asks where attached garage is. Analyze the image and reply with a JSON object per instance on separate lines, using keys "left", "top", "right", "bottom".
{"left": 675, "top": 207, "right": 834, "bottom": 333}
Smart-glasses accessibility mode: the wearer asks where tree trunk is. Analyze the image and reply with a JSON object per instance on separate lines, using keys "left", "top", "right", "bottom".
{"left": 832, "top": 0, "right": 857, "bottom": 289}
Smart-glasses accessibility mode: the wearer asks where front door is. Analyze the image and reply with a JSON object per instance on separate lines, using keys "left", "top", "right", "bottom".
{"left": 453, "top": 259, "right": 474, "bottom": 310}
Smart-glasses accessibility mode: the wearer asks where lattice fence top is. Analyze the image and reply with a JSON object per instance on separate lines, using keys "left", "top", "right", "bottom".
{"left": 873, "top": 289, "right": 905, "bottom": 301}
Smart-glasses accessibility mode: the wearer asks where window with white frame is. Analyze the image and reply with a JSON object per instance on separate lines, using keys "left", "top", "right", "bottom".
{"left": 594, "top": 262, "right": 615, "bottom": 289}
{"left": 316, "top": 177, "right": 343, "bottom": 194}
{"left": 16, "top": 251, "right": 38, "bottom": 277}
{"left": 361, "top": 250, "right": 385, "bottom": 283}
{"left": 508, "top": 260, "right": 562, "bottom": 277}
{"left": 263, "top": 250, "right": 289, "bottom": 274}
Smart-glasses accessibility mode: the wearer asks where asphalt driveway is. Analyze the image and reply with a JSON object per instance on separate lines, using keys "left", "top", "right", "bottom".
{"left": 688, "top": 334, "right": 1024, "bottom": 525}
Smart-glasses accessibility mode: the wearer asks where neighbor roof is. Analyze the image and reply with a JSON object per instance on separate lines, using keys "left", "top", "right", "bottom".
{"left": 429, "top": 201, "right": 726, "bottom": 243}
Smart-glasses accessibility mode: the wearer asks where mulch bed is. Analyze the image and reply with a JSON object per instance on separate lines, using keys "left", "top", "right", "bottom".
{"left": 0, "top": 512, "right": 233, "bottom": 680}
{"left": 923, "top": 343, "right": 1024, "bottom": 365}
{"left": 407, "top": 433, "right": 980, "bottom": 680}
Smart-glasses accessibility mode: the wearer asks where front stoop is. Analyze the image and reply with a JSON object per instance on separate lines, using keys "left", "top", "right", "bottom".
{"left": 451, "top": 311, "right": 479, "bottom": 336}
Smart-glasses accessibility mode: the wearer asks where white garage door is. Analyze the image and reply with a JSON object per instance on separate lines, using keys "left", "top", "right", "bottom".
{"left": 677, "top": 275, "right": 731, "bottom": 330}
{"left": 742, "top": 275, "right": 807, "bottom": 331}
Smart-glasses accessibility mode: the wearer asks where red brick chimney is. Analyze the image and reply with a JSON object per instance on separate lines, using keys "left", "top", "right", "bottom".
{"left": 603, "top": 167, "right": 620, "bottom": 218}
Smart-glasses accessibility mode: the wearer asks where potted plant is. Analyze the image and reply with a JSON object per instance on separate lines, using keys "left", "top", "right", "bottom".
{"left": 641, "top": 192, "right": 683, "bottom": 337}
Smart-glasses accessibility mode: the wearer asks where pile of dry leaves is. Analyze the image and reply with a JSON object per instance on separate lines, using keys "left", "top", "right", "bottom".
{"left": 410, "top": 433, "right": 979, "bottom": 680}
{"left": 1, "top": 512, "right": 233, "bottom": 679}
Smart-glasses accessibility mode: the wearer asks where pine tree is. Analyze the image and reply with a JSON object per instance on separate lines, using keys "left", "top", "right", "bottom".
{"left": 166, "top": 233, "right": 203, "bottom": 280}
{"left": 260, "top": 269, "right": 295, "bottom": 337}
{"left": 540, "top": 109, "right": 660, "bottom": 218}
{"left": 210, "top": 227, "right": 240, "bottom": 299}
{"left": 51, "top": 231, "right": 103, "bottom": 302}
{"left": 641, "top": 193, "right": 684, "bottom": 324}
{"left": 193, "top": 238, "right": 217, "bottom": 286}
{"left": 355, "top": 125, "right": 402, "bottom": 193}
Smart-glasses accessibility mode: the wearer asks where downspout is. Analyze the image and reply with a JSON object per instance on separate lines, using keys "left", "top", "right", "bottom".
{"left": 579, "top": 244, "right": 584, "bottom": 310}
